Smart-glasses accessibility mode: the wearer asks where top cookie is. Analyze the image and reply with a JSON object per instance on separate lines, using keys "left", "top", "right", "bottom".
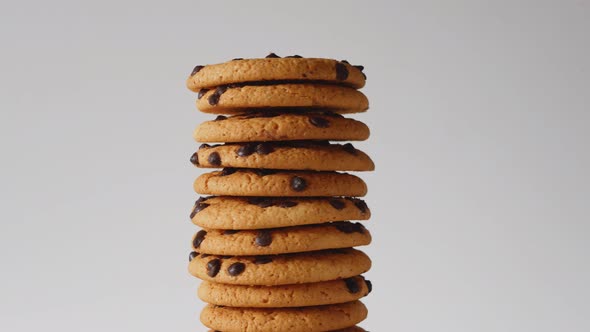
{"left": 187, "top": 54, "right": 366, "bottom": 91}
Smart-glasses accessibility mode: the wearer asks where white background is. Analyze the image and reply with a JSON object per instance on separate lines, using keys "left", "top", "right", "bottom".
{"left": 1, "top": 1, "right": 589, "bottom": 331}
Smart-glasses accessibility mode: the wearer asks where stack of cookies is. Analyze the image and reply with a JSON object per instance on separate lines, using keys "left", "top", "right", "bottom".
{"left": 186, "top": 53, "right": 374, "bottom": 332}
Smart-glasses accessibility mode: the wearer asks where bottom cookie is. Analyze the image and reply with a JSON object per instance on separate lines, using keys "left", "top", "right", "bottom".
{"left": 201, "top": 301, "right": 368, "bottom": 332}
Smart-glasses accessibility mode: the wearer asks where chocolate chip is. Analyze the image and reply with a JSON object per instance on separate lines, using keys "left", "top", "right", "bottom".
{"left": 341, "top": 60, "right": 350, "bottom": 64}
{"left": 193, "top": 230, "right": 207, "bottom": 248}
{"left": 328, "top": 199, "right": 346, "bottom": 210}
{"left": 195, "top": 196, "right": 208, "bottom": 204}
{"left": 189, "top": 251, "right": 198, "bottom": 262}
{"left": 220, "top": 255, "right": 234, "bottom": 259}
{"left": 191, "top": 202, "right": 210, "bottom": 218}
{"left": 197, "top": 88, "right": 208, "bottom": 99}
{"left": 190, "top": 65, "right": 204, "bottom": 76}
{"left": 220, "top": 167, "right": 237, "bottom": 176}
{"left": 227, "top": 262, "right": 246, "bottom": 276}
{"left": 222, "top": 230, "right": 240, "bottom": 235}
{"left": 309, "top": 116, "right": 330, "bottom": 128}
{"left": 344, "top": 278, "right": 361, "bottom": 293}
{"left": 335, "top": 62, "right": 349, "bottom": 80}
{"left": 278, "top": 201, "right": 298, "bottom": 208}
{"left": 201, "top": 253, "right": 210, "bottom": 258}
{"left": 232, "top": 58, "right": 243, "bottom": 61}
{"left": 237, "top": 143, "right": 256, "bottom": 157}
{"left": 206, "top": 259, "right": 221, "bottom": 277}
{"left": 190, "top": 152, "right": 199, "bottom": 166}
{"left": 255, "top": 143, "right": 274, "bottom": 155}
{"left": 342, "top": 143, "right": 357, "bottom": 155}
{"left": 214, "top": 115, "right": 227, "bottom": 121}
{"left": 208, "top": 152, "right": 221, "bottom": 166}
{"left": 255, "top": 230, "right": 273, "bottom": 247}
{"left": 321, "top": 111, "right": 344, "bottom": 118}
{"left": 354, "top": 65, "right": 365, "bottom": 71}
{"left": 198, "top": 144, "right": 210, "bottom": 150}
{"left": 350, "top": 198, "right": 368, "bottom": 213}
{"left": 266, "top": 53, "right": 280, "bottom": 58}
{"left": 290, "top": 176, "right": 307, "bottom": 191}
{"left": 333, "top": 221, "right": 365, "bottom": 234}
{"left": 286, "top": 55, "right": 303, "bottom": 58}
{"left": 364, "top": 278, "right": 373, "bottom": 294}
{"left": 253, "top": 256, "right": 273, "bottom": 264}
{"left": 248, "top": 197, "right": 274, "bottom": 208}
{"left": 208, "top": 86, "right": 228, "bottom": 106}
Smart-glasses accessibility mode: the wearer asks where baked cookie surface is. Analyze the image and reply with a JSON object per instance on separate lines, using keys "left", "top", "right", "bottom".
{"left": 190, "top": 196, "right": 370, "bottom": 230}
{"left": 198, "top": 275, "right": 372, "bottom": 307}
{"left": 187, "top": 55, "right": 366, "bottom": 91}
{"left": 195, "top": 84, "right": 369, "bottom": 114}
{"left": 200, "top": 300, "right": 368, "bottom": 332}
{"left": 194, "top": 169, "right": 368, "bottom": 197}
{"left": 194, "top": 111, "right": 370, "bottom": 143}
{"left": 188, "top": 248, "right": 371, "bottom": 285}
{"left": 192, "top": 222, "right": 371, "bottom": 255}
{"left": 192, "top": 142, "right": 374, "bottom": 171}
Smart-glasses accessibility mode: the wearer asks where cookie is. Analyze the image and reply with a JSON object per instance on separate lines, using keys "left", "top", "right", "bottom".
{"left": 198, "top": 275, "right": 372, "bottom": 307}
{"left": 192, "top": 142, "right": 374, "bottom": 171}
{"left": 194, "top": 169, "right": 367, "bottom": 197}
{"left": 194, "top": 111, "right": 370, "bottom": 143}
{"left": 201, "top": 301, "right": 368, "bottom": 332}
{"left": 190, "top": 196, "right": 370, "bottom": 230}
{"left": 208, "top": 328, "right": 366, "bottom": 332}
{"left": 195, "top": 84, "right": 369, "bottom": 114}
{"left": 192, "top": 222, "right": 371, "bottom": 255}
{"left": 187, "top": 55, "right": 366, "bottom": 91}
{"left": 188, "top": 248, "right": 371, "bottom": 285}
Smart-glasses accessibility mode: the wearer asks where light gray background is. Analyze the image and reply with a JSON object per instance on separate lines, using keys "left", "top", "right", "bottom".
{"left": 0, "top": 0, "right": 588, "bottom": 331}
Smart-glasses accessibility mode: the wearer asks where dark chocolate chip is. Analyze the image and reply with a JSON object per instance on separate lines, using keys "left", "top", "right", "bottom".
{"left": 328, "top": 199, "right": 346, "bottom": 210}
{"left": 190, "top": 152, "right": 199, "bottom": 166}
{"left": 278, "top": 201, "right": 298, "bottom": 208}
{"left": 232, "top": 58, "right": 243, "bottom": 61}
{"left": 354, "top": 65, "right": 365, "bottom": 71}
{"left": 253, "top": 256, "right": 273, "bottom": 264}
{"left": 193, "top": 230, "right": 207, "bottom": 248}
{"left": 191, "top": 202, "right": 210, "bottom": 218}
{"left": 191, "top": 65, "right": 204, "bottom": 76}
{"left": 201, "top": 253, "right": 210, "bottom": 258}
{"left": 255, "top": 230, "right": 273, "bottom": 246}
{"left": 227, "top": 262, "right": 246, "bottom": 276}
{"left": 286, "top": 55, "right": 303, "bottom": 58}
{"left": 208, "top": 93, "right": 220, "bottom": 106}
{"left": 335, "top": 62, "right": 349, "bottom": 80}
{"left": 341, "top": 60, "right": 350, "bottom": 64}
{"left": 342, "top": 143, "right": 357, "bottom": 155}
{"left": 198, "top": 143, "right": 210, "bottom": 150}
{"left": 333, "top": 221, "right": 365, "bottom": 234}
{"left": 197, "top": 88, "right": 208, "bottom": 99}
{"left": 208, "top": 152, "right": 221, "bottom": 166}
{"left": 222, "top": 230, "right": 240, "bottom": 235}
{"left": 206, "top": 259, "right": 221, "bottom": 277}
{"left": 195, "top": 196, "right": 208, "bottom": 204}
{"left": 364, "top": 278, "right": 373, "bottom": 294}
{"left": 344, "top": 277, "right": 361, "bottom": 293}
{"left": 237, "top": 143, "right": 256, "bottom": 157}
{"left": 248, "top": 198, "right": 274, "bottom": 208}
{"left": 189, "top": 251, "right": 198, "bottom": 262}
{"left": 309, "top": 116, "right": 330, "bottom": 128}
{"left": 290, "top": 176, "right": 307, "bottom": 192}
{"left": 214, "top": 115, "right": 227, "bottom": 121}
{"left": 220, "top": 255, "right": 234, "bottom": 259}
{"left": 220, "top": 167, "right": 237, "bottom": 176}
{"left": 266, "top": 53, "right": 280, "bottom": 58}
{"left": 255, "top": 143, "right": 274, "bottom": 155}
{"left": 351, "top": 198, "right": 368, "bottom": 213}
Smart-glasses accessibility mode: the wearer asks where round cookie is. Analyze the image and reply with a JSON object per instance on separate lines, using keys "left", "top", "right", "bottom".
{"left": 188, "top": 248, "right": 371, "bottom": 285}
{"left": 198, "top": 276, "right": 372, "bottom": 307}
{"left": 190, "top": 196, "right": 370, "bottom": 230}
{"left": 194, "top": 111, "right": 370, "bottom": 143}
{"left": 194, "top": 169, "right": 368, "bottom": 197}
{"left": 195, "top": 84, "right": 369, "bottom": 114}
{"left": 192, "top": 222, "right": 371, "bottom": 255}
{"left": 201, "top": 301, "right": 368, "bottom": 332}
{"left": 187, "top": 55, "right": 366, "bottom": 91}
{"left": 192, "top": 142, "right": 374, "bottom": 171}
